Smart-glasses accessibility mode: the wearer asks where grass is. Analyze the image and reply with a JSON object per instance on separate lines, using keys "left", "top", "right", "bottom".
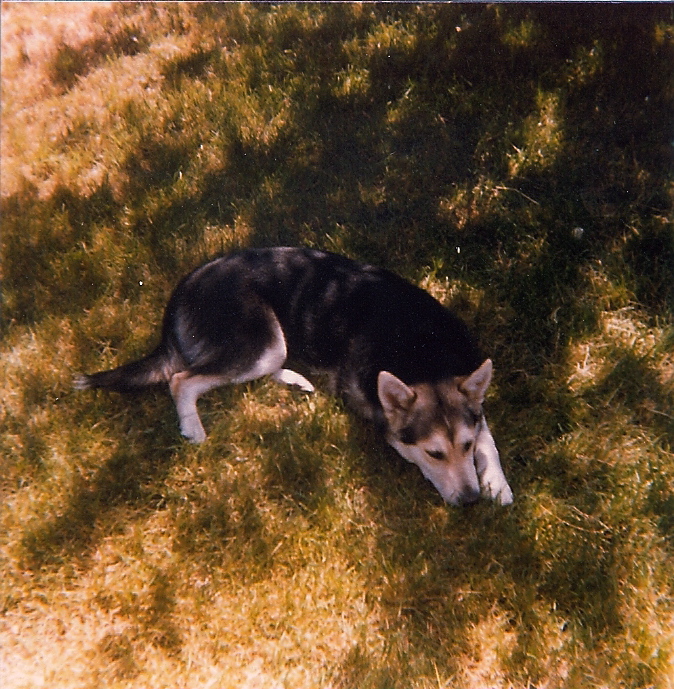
{"left": 1, "top": 3, "right": 673, "bottom": 687}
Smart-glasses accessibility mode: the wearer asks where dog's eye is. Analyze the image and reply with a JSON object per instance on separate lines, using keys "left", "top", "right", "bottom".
{"left": 463, "top": 441, "right": 473, "bottom": 453}
{"left": 426, "top": 450, "right": 446, "bottom": 461}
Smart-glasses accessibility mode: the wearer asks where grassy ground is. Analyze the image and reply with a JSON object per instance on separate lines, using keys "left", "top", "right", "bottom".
{"left": 1, "top": 3, "right": 673, "bottom": 687}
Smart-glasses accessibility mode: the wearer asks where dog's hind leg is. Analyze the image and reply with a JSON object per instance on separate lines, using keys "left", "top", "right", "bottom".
{"left": 474, "top": 419, "right": 514, "bottom": 505}
{"left": 170, "top": 372, "right": 229, "bottom": 442}
{"left": 170, "top": 309, "right": 290, "bottom": 442}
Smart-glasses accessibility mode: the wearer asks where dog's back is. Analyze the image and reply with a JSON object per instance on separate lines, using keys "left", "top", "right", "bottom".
{"left": 164, "top": 247, "right": 483, "bottom": 410}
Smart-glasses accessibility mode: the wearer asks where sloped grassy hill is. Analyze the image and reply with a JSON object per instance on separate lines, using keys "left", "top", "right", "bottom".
{"left": 1, "top": 4, "right": 673, "bottom": 688}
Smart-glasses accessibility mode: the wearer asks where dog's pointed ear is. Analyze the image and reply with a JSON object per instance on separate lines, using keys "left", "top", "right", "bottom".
{"left": 378, "top": 371, "right": 416, "bottom": 416}
{"left": 460, "top": 359, "right": 493, "bottom": 405}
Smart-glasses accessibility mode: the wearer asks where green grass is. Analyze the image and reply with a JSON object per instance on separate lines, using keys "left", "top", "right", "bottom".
{"left": 1, "top": 3, "right": 673, "bottom": 687}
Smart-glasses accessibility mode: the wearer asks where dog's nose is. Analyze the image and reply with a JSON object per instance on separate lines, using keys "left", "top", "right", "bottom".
{"left": 460, "top": 489, "right": 481, "bottom": 506}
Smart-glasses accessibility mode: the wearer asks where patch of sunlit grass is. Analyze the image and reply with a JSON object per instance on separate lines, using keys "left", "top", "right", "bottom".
{"left": 508, "top": 89, "right": 564, "bottom": 177}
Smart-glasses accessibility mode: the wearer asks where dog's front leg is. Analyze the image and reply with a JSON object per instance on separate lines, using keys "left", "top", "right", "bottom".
{"left": 474, "top": 419, "right": 513, "bottom": 505}
{"left": 271, "top": 368, "right": 315, "bottom": 392}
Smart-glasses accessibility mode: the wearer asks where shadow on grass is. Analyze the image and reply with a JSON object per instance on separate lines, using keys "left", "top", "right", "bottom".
{"left": 19, "top": 393, "right": 177, "bottom": 573}
{"left": 16, "top": 389, "right": 187, "bottom": 658}
{"left": 4, "top": 4, "right": 671, "bottom": 353}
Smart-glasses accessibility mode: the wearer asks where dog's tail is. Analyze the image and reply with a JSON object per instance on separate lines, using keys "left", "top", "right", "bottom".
{"left": 73, "top": 343, "right": 182, "bottom": 393}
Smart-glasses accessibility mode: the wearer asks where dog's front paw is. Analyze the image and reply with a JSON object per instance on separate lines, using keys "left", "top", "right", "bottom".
{"left": 479, "top": 466, "right": 514, "bottom": 505}
{"left": 272, "top": 368, "right": 315, "bottom": 393}
{"left": 494, "top": 481, "right": 514, "bottom": 506}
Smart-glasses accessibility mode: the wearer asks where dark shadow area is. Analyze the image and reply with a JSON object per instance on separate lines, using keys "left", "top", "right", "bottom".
{"left": 260, "top": 424, "right": 331, "bottom": 513}
{"left": 49, "top": 17, "right": 148, "bottom": 93}
{"left": 19, "top": 393, "right": 176, "bottom": 573}
{"left": 2, "top": 182, "right": 120, "bottom": 326}
{"left": 4, "top": 4, "right": 671, "bottom": 349}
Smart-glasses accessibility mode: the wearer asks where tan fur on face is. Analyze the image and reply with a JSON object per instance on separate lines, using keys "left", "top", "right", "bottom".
{"left": 378, "top": 360, "right": 512, "bottom": 506}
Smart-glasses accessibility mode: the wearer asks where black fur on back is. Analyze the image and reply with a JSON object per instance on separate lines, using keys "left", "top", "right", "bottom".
{"left": 76, "top": 247, "right": 485, "bottom": 410}
{"left": 164, "top": 248, "right": 484, "bottom": 406}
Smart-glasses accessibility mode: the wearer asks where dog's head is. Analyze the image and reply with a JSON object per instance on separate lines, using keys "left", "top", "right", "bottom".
{"left": 377, "top": 359, "right": 493, "bottom": 506}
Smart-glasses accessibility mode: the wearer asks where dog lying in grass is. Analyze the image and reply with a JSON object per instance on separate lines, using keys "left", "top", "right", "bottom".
{"left": 76, "top": 247, "right": 513, "bottom": 506}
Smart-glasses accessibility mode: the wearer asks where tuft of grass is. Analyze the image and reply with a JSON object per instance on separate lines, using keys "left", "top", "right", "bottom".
{"left": 2, "top": 4, "right": 673, "bottom": 688}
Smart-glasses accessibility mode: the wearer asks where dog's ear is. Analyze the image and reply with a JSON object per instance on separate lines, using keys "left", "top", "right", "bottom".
{"left": 459, "top": 358, "right": 493, "bottom": 405}
{"left": 378, "top": 371, "right": 416, "bottom": 417}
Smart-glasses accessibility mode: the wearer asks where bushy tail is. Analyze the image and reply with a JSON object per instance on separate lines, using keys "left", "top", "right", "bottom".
{"left": 74, "top": 343, "right": 181, "bottom": 393}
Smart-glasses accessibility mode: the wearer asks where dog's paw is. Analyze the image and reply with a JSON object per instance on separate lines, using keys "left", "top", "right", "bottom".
{"left": 182, "top": 427, "right": 207, "bottom": 443}
{"left": 494, "top": 481, "right": 514, "bottom": 506}
{"left": 272, "top": 368, "right": 315, "bottom": 393}
{"left": 180, "top": 414, "right": 207, "bottom": 443}
{"left": 479, "top": 466, "right": 514, "bottom": 505}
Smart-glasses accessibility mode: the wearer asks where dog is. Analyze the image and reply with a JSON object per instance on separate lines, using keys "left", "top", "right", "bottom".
{"left": 75, "top": 247, "right": 513, "bottom": 506}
